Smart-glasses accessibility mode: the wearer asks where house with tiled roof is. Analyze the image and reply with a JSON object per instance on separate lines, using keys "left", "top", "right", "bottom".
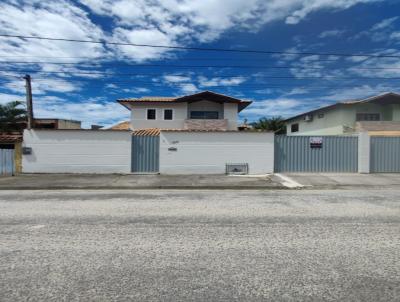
{"left": 22, "top": 91, "right": 275, "bottom": 175}
{"left": 117, "top": 90, "right": 251, "bottom": 131}
{"left": 284, "top": 92, "right": 400, "bottom": 136}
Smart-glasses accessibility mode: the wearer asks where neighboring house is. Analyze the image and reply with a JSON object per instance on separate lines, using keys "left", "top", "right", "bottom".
{"left": 284, "top": 92, "right": 400, "bottom": 136}
{"left": 0, "top": 119, "right": 81, "bottom": 175}
{"left": 117, "top": 90, "right": 251, "bottom": 131}
{"left": 34, "top": 118, "right": 81, "bottom": 129}
{"left": 109, "top": 121, "right": 131, "bottom": 130}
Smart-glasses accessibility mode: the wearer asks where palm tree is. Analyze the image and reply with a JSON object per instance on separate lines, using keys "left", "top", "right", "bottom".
{"left": 0, "top": 101, "right": 27, "bottom": 132}
{"left": 251, "top": 116, "right": 286, "bottom": 134}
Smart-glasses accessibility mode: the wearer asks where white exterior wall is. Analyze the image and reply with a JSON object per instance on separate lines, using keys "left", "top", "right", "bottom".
{"left": 129, "top": 102, "right": 188, "bottom": 129}
{"left": 159, "top": 131, "right": 274, "bottom": 174}
{"left": 223, "top": 103, "right": 239, "bottom": 130}
{"left": 128, "top": 101, "right": 239, "bottom": 130}
{"left": 22, "top": 130, "right": 131, "bottom": 173}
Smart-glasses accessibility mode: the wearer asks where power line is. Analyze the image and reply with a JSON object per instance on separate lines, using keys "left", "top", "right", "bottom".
{"left": 2, "top": 60, "right": 400, "bottom": 71}
{"left": 2, "top": 69, "right": 400, "bottom": 80}
{"left": 1, "top": 33, "right": 400, "bottom": 59}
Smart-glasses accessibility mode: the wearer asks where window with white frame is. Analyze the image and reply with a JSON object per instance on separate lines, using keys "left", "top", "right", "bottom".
{"left": 291, "top": 123, "right": 299, "bottom": 133}
{"left": 147, "top": 109, "right": 156, "bottom": 120}
{"left": 164, "top": 109, "right": 173, "bottom": 120}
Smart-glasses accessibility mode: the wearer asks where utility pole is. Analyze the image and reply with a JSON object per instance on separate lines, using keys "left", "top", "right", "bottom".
{"left": 23, "top": 74, "right": 34, "bottom": 129}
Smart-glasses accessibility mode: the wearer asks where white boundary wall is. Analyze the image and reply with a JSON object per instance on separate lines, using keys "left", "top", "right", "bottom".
{"left": 159, "top": 131, "right": 274, "bottom": 174}
{"left": 22, "top": 130, "right": 131, "bottom": 173}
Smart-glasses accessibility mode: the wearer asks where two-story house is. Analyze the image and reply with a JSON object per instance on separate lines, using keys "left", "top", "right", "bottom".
{"left": 284, "top": 92, "right": 400, "bottom": 136}
{"left": 117, "top": 90, "right": 252, "bottom": 131}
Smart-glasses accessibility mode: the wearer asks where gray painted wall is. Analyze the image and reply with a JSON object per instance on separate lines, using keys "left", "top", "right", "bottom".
{"left": 159, "top": 131, "right": 274, "bottom": 174}
{"left": 22, "top": 130, "right": 131, "bottom": 173}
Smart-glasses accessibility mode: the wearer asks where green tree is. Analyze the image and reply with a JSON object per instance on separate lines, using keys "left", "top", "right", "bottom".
{"left": 251, "top": 116, "right": 286, "bottom": 134}
{"left": 0, "top": 101, "right": 27, "bottom": 132}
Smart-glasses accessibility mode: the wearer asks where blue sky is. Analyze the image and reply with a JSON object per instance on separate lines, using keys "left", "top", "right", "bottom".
{"left": 0, "top": 0, "right": 400, "bottom": 128}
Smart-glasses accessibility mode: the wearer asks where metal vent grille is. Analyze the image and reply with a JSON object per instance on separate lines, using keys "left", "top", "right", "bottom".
{"left": 226, "top": 163, "right": 249, "bottom": 175}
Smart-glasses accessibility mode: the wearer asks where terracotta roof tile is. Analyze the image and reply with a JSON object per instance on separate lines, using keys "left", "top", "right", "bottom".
{"left": 131, "top": 128, "right": 270, "bottom": 136}
{"left": 109, "top": 121, "right": 131, "bottom": 130}
{"left": 132, "top": 128, "right": 161, "bottom": 136}
{"left": 0, "top": 133, "right": 22, "bottom": 143}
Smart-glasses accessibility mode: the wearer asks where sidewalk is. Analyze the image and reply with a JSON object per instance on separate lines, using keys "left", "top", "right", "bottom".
{"left": 0, "top": 173, "right": 283, "bottom": 190}
{"left": 282, "top": 173, "right": 400, "bottom": 189}
{"left": 1, "top": 173, "right": 400, "bottom": 190}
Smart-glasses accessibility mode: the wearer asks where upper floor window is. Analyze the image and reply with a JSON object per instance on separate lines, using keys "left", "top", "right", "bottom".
{"left": 291, "top": 123, "right": 299, "bottom": 133}
{"left": 164, "top": 109, "right": 173, "bottom": 120}
{"left": 356, "top": 113, "right": 380, "bottom": 121}
{"left": 190, "top": 111, "right": 219, "bottom": 119}
{"left": 147, "top": 109, "right": 156, "bottom": 120}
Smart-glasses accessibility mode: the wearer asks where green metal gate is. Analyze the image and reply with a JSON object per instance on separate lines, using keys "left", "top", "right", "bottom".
{"left": 275, "top": 135, "right": 358, "bottom": 172}
{"left": 132, "top": 134, "right": 159, "bottom": 173}
{"left": 370, "top": 137, "right": 400, "bottom": 173}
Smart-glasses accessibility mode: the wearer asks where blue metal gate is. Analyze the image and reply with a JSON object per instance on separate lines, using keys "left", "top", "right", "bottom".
{"left": 0, "top": 149, "right": 15, "bottom": 176}
{"left": 132, "top": 135, "right": 159, "bottom": 173}
{"left": 370, "top": 137, "right": 400, "bottom": 173}
{"left": 275, "top": 135, "right": 358, "bottom": 172}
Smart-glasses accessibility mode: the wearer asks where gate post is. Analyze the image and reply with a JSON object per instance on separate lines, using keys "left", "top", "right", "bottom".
{"left": 358, "top": 132, "right": 370, "bottom": 173}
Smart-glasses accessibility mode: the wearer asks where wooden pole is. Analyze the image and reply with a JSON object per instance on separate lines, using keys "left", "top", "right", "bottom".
{"left": 23, "top": 74, "right": 34, "bottom": 129}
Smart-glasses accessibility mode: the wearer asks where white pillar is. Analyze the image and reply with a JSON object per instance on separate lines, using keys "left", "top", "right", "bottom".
{"left": 358, "top": 132, "right": 370, "bottom": 173}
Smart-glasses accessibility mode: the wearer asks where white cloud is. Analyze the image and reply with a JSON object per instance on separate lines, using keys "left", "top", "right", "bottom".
{"left": 352, "top": 16, "right": 399, "bottom": 42}
{"left": 3, "top": 77, "right": 80, "bottom": 95}
{"left": 320, "top": 84, "right": 400, "bottom": 101}
{"left": 179, "top": 83, "right": 198, "bottom": 94}
{"left": 33, "top": 96, "right": 130, "bottom": 128}
{"left": 0, "top": 0, "right": 384, "bottom": 64}
{"left": 163, "top": 75, "right": 192, "bottom": 83}
{"left": 0, "top": 0, "right": 107, "bottom": 61}
{"left": 0, "top": 93, "right": 25, "bottom": 105}
{"left": 244, "top": 98, "right": 304, "bottom": 118}
{"left": 198, "top": 76, "right": 246, "bottom": 87}
{"left": 371, "top": 16, "right": 398, "bottom": 31}
{"left": 121, "top": 87, "right": 150, "bottom": 94}
{"left": 318, "top": 29, "right": 346, "bottom": 38}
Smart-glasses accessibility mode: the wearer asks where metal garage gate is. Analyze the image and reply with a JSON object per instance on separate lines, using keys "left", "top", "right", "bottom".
{"left": 370, "top": 137, "right": 400, "bottom": 173}
{"left": 0, "top": 148, "right": 14, "bottom": 176}
{"left": 275, "top": 135, "right": 358, "bottom": 172}
{"left": 132, "top": 135, "right": 159, "bottom": 173}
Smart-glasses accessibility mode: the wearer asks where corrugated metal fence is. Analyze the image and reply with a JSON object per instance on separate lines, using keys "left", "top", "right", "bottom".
{"left": 275, "top": 135, "right": 358, "bottom": 172}
{"left": 132, "top": 135, "right": 159, "bottom": 173}
{"left": 0, "top": 149, "right": 14, "bottom": 176}
{"left": 370, "top": 137, "right": 400, "bottom": 173}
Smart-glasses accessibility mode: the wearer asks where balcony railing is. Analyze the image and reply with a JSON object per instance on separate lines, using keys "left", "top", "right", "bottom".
{"left": 356, "top": 121, "right": 400, "bottom": 131}
{"left": 184, "top": 119, "right": 228, "bottom": 130}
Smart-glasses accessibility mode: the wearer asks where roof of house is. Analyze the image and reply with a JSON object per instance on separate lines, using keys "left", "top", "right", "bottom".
{"left": 117, "top": 90, "right": 252, "bottom": 112}
{"left": 109, "top": 121, "right": 131, "bottom": 130}
{"left": 284, "top": 92, "right": 400, "bottom": 123}
{"left": 0, "top": 132, "right": 23, "bottom": 143}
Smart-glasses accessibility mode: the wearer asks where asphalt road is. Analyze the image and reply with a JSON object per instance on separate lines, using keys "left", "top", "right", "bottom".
{"left": 0, "top": 189, "right": 399, "bottom": 301}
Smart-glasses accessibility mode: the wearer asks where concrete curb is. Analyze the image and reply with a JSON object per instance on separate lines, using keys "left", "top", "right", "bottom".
{"left": 0, "top": 185, "right": 288, "bottom": 190}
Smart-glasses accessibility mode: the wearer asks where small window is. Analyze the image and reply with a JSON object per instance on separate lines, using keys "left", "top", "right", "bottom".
{"left": 356, "top": 113, "right": 380, "bottom": 121}
{"left": 164, "top": 109, "right": 173, "bottom": 120}
{"left": 147, "top": 109, "right": 156, "bottom": 120}
{"left": 318, "top": 113, "right": 324, "bottom": 119}
{"left": 291, "top": 123, "right": 299, "bottom": 133}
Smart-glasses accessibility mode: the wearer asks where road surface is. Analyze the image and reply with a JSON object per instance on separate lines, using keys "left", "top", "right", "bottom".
{"left": 1, "top": 189, "right": 399, "bottom": 301}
